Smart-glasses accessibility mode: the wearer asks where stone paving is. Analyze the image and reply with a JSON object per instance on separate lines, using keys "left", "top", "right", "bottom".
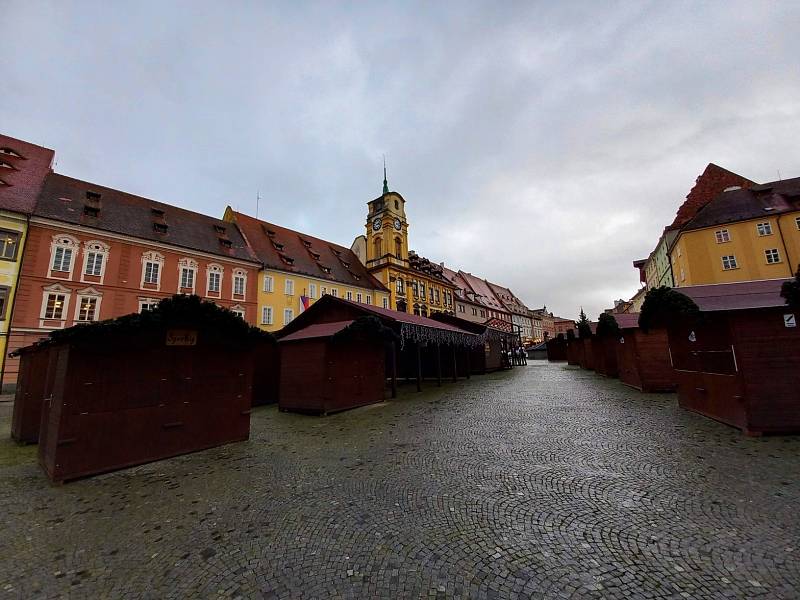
{"left": 1, "top": 362, "right": 799, "bottom": 599}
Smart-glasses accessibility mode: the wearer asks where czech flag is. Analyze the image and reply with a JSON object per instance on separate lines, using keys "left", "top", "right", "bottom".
{"left": 300, "top": 295, "right": 311, "bottom": 312}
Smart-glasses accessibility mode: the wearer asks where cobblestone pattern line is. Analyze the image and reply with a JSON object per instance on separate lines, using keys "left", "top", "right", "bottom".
{"left": 0, "top": 363, "right": 798, "bottom": 599}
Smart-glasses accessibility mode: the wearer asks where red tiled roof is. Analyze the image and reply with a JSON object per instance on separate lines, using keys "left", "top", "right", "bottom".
{"left": 486, "top": 281, "right": 530, "bottom": 315}
{"left": 232, "top": 211, "right": 387, "bottom": 292}
{"left": 280, "top": 320, "right": 353, "bottom": 342}
{"left": 338, "top": 297, "right": 473, "bottom": 334}
{"left": 457, "top": 271, "right": 509, "bottom": 312}
{"left": 0, "top": 133, "right": 55, "bottom": 214}
{"left": 681, "top": 177, "right": 800, "bottom": 231}
{"left": 484, "top": 317, "right": 514, "bottom": 333}
{"left": 669, "top": 163, "right": 754, "bottom": 230}
{"left": 676, "top": 279, "right": 791, "bottom": 312}
{"left": 34, "top": 174, "right": 257, "bottom": 262}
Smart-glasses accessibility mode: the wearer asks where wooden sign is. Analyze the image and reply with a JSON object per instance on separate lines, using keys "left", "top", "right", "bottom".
{"left": 166, "top": 330, "right": 198, "bottom": 346}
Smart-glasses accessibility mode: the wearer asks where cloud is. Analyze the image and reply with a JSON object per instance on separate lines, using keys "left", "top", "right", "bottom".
{"left": 2, "top": 0, "right": 799, "bottom": 319}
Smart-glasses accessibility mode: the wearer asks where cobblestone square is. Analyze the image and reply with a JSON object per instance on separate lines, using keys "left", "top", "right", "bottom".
{"left": 1, "top": 363, "right": 798, "bottom": 599}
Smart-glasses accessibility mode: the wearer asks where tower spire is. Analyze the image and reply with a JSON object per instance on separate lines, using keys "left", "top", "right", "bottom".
{"left": 382, "top": 155, "right": 389, "bottom": 195}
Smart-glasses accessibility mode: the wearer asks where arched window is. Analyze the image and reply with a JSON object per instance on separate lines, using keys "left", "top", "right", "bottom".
{"left": 206, "top": 263, "right": 224, "bottom": 296}
{"left": 394, "top": 237, "right": 402, "bottom": 259}
{"left": 141, "top": 251, "right": 165, "bottom": 290}
{"left": 81, "top": 240, "right": 110, "bottom": 282}
{"left": 373, "top": 237, "right": 382, "bottom": 258}
{"left": 396, "top": 278, "right": 404, "bottom": 295}
{"left": 177, "top": 257, "right": 199, "bottom": 292}
{"left": 49, "top": 234, "right": 80, "bottom": 277}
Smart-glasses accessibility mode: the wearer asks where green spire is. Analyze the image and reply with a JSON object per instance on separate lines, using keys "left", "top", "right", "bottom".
{"left": 382, "top": 155, "right": 389, "bottom": 195}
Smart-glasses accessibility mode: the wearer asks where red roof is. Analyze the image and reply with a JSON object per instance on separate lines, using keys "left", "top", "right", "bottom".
{"left": 35, "top": 174, "right": 258, "bottom": 262}
{"left": 232, "top": 211, "right": 387, "bottom": 292}
{"left": 677, "top": 279, "right": 791, "bottom": 312}
{"left": 456, "top": 271, "right": 509, "bottom": 313}
{"left": 486, "top": 281, "right": 530, "bottom": 316}
{"left": 280, "top": 320, "right": 353, "bottom": 342}
{"left": 615, "top": 313, "right": 641, "bottom": 329}
{"left": 337, "top": 298, "right": 473, "bottom": 334}
{"left": 0, "top": 133, "right": 55, "bottom": 214}
{"left": 669, "top": 163, "right": 754, "bottom": 230}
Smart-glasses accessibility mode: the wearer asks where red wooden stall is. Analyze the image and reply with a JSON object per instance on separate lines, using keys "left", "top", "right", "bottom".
{"left": 566, "top": 338, "right": 583, "bottom": 366}
{"left": 667, "top": 279, "right": 799, "bottom": 435}
{"left": 545, "top": 337, "right": 567, "bottom": 361}
{"left": 591, "top": 335, "right": 618, "bottom": 377}
{"left": 10, "top": 343, "right": 56, "bottom": 444}
{"left": 30, "top": 296, "right": 271, "bottom": 482}
{"left": 579, "top": 337, "right": 594, "bottom": 370}
{"left": 614, "top": 313, "right": 676, "bottom": 393}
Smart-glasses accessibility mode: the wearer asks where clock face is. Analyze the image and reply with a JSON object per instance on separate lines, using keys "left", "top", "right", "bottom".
{"left": 372, "top": 217, "right": 382, "bottom": 231}
{"left": 393, "top": 218, "right": 402, "bottom": 231}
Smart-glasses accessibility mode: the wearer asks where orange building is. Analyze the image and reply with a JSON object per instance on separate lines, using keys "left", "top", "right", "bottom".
{"left": 6, "top": 173, "right": 260, "bottom": 385}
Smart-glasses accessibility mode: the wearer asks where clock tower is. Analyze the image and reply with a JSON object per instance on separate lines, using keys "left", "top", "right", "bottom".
{"left": 365, "top": 165, "right": 408, "bottom": 265}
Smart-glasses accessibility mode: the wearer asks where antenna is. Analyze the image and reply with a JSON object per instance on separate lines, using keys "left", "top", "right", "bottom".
{"left": 256, "top": 190, "right": 260, "bottom": 219}
{"left": 777, "top": 170, "right": 782, "bottom": 181}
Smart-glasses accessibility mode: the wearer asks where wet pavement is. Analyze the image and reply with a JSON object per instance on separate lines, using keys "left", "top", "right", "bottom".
{"left": 1, "top": 362, "right": 798, "bottom": 599}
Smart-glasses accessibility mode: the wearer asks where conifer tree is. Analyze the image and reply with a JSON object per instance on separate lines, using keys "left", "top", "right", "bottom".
{"left": 576, "top": 308, "right": 592, "bottom": 338}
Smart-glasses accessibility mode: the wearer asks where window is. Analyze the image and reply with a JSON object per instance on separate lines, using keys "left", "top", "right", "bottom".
{"left": 263, "top": 275, "right": 274, "bottom": 293}
{"left": 285, "top": 279, "right": 294, "bottom": 295}
{"left": 357, "top": 292, "right": 362, "bottom": 303}
{"left": 43, "top": 293, "right": 66, "bottom": 320}
{"left": 472, "top": 307, "right": 478, "bottom": 316}
{"left": 0, "top": 230, "right": 20, "bottom": 261}
{"left": 139, "top": 299, "right": 159, "bottom": 313}
{"left": 366, "top": 294, "right": 371, "bottom": 305}
{"left": 180, "top": 268, "right": 195, "bottom": 289}
{"left": 233, "top": 270, "right": 246, "bottom": 296}
{"left": 396, "top": 279, "right": 404, "bottom": 295}
{"left": 429, "top": 287, "right": 434, "bottom": 303}
{"left": 395, "top": 238, "right": 402, "bottom": 259}
{"left": 373, "top": 237, "right": 382, "bottom": 258}
{"left": 756, "top": 222, "right": 773, "bottom": 236}
{"left": 346, "top": 290, "right": 353, "bottom": 301}
{"left": 383, "top": 297, "right": 388, "bottom": 309}
{"left": 458, "top": 304, "right": 465, "bottom": 313}
{"left": 230, "top": 305, "right": 245, "bottom": 319}
{"left": 76, "top": 296, "right": 99, "bottom": 322}
{"left": 309, "top": 283, "right": 317, "bottom": 299}
{"left": 321, "top": 286, "right": 327, "bottom": 296}
{"left": 721, "top": 255, "right": 738, "bottom": 270}
{"left": 480, "top": 309, "right": 486, "bottom": 318}
{"left": 208, "top": 271, "right": 221, "bottom": 293}
{"left": 714, "top": 229, "right": 731, "bottom": 243}
{"left": 435, "top": 289, "right": 440, "bottom": 303}
{"left": 412, "top": 281, "right": 419, "bottom": 297}
{"left": 261, "top": 306, "right": 273, "bottom": 325}
{"left": 765, "top": 248, "right": 781, "bottom": 264}
{"left": 331, "top": 288, "right": 338, "bottom": 298}
{"left": 419, "top": 283, "right": 425, "bottom": 298}
{"left": 52, "top": 246, "right": 73, "bottom": 272}
{"left": 283, "top": 308, "right": 293, "bottom": 325}
{"left": 178, "top": 258, "right": 198, "bottom": 291}
{"left": 144, "top": 263, "right": 159, "bottom": 284}
{"left": 796, "top": 216, "right": 800, "bottom": 230}
{"left": 141, "top": 251, "right": 164, "bottom": 288}
{"left": 0, "top": 286, "right": 8, "bottom": 319}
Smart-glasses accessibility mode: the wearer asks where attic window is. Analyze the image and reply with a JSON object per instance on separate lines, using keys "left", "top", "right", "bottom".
{"left": 332, "top": 249, "right": 341, "bottom": 256}
{"left": 219, "top": 238, "right": 232, "bottom": 248}
{"left": 86, "top": 191, "right": 101, "bottom": 201}
{"left": 301, "top": 239, "right": 312, "bottom": 248}
{"left": 214, "top": 224, "right": 226, "bottom": 234}
{"left": 272, "top": 241, "right": 284, "bottom": 251}
{"left": 153, "top": 223, "right": 168, "bottom": 234}
{"left": 319, "top": 265, "right": 331, "bottom": 274}
{"left": 0, "top": 179, "right": 9, "bottom": 187}
{"left": 280, "top": 254, "right": 294, "bottom": 266}
{"left": 0, "top": 148, "right": 22, "bottom": 158}
{"left": 151, "top": 208, "right": 165, "bottom": 217}
{"left": 83, "top": 205, "right": 100, "bottom": 218}
{"left": 263, "top": 227, "right": 276, "bottom": 237}
{"left": 310, "top": 251, "right": 321, "bottom": 260}
{"left": 0, "top": 161, "right": 13, "bottom": 169}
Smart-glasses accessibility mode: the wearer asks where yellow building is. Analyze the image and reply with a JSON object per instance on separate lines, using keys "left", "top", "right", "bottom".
{"left": 670, "top": 179, "right": 800, "bottom": 286}
{"left": 0, "top": 135, "right": 55, "bottom": 388}
{"left": 350, "top": 174, "right": 457, "bottom": 317}
{"left": 225, "top": 208, "right": 390, "bottom": 332}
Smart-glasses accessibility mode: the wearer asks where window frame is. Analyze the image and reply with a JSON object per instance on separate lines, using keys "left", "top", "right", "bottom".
{"left": 346, "top": 290, "right": 353, "bottom": 301}
{"left": 232, "top": 269, "right": 247, "bottom": 298}
{"left": 263, "top": 274, "right": 274, "bottom": 293}
{"left": 714, "top": 229, "right": 731, "bottom": 244}
{"left": 721, "top": 255, "right": 738, "bottom": 270}
{"left": 140, "top": 251, "right": 165, "bottom": 290}
{"left": 764, "top": 248, "right": 781, "bottom": 264}
{"left": 261, "top": 306, "right": 274, "bottom": 325}
{"left": 0, "top": 229, "right": 21, "bottom": 262}
{"left": 285, "top": 278, "right": 294, "bottom": 296}
{"left": 283, "top": 307, "right": 294, "bottom": 325}
{"left": 756, "top": 222, "right": 773, "bottom": 236}
{"left": 74, "top": 293, "right": 101, "bottom": 322}
{"left": 138, "top": 297, "right": 160, "bottom": 313}
{"left": 206, "top": 263, "right": 224, "bottom": 295}
{"left": 177, "top": 257, "right": 199, "bottom": 293}
{"left": 0, "top": 285, "right": 9, "bottom": 320}
{"left": 308, "top": 283, "right": 317, "bottom": 299}
{"left": 40, "top": 285, "right": 72, "bottom": 327}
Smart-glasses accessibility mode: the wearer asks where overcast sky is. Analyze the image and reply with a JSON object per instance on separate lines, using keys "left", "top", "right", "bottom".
{"left": 3, "top": 1, "right": 799, "bottom": 319}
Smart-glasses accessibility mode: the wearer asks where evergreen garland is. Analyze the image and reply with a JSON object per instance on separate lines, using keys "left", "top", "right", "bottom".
{"left": 638, "top": 286, "right": 700, "bottom": 333}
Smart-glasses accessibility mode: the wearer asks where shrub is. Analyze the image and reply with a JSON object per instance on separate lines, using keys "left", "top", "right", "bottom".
{"left": 638, "top": 286, "right": 700, "bottom": 332}
{"left": 596, "top": 312, "right": 621, "bottom": 338}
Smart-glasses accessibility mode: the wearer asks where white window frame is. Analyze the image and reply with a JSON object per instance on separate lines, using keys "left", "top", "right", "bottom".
{"left": 764, "top": 248, "right": 781, "bottom": 264}
{"left": 140, "top": 251, "right": 165, "bottom": 291}
{"left": 230, "top": 304, "right": 246, "bottom": 319}
{"left": 40, "top": 284, "right": 72, "bottom": 328}
{"left": 232, "top": 269, "right": 247, "bottom": 298}
{"left": 366, "top": 294, "right": 372, "bottom": 305}
{"left": 283, "top": 308, "right": 294, "bottom": 325}
{"left": 308, "top": 283, "right": 317, "bottom": 299}
{"left": 346, "top": 290, "right": 353, "bottom": 301}
{"left": 138, "top": 297, "right": 161, "bottom": 313}
{"left": 206, "top": 263, "right": 224, "bottom": 296}
{"left": 721, "top": 255, "right": 738, "bottom": 270}
{"left": 285, "top": 278, "right": 294, "bottom": 296}
{"left": 49, "top": 234, "right": 80, "bottom": 279}
{"left": 382, "top": 297, "right": 388, "bottom": 309}
{"left": 261, "top": 306, "right": 274, "bottom": 325}
{"left": 81, "top": 240, "right": 110, "bottom": 283}
{"left": 796, "top": 216, "right": 800, "bottom": 230}
{"left": 330, "top": 288, "right": 338, "bottom": 298}
{"left": 357, "top": 292, "right": 362, "bottom": 303}
{"left": 263, "top": 274, "right": 274, "bottom": 293}
{"left": 321, "top": 286, "right": 327, "bottom": 296}
{"left": 74, "top": 287, "right": 103, "bottom": 322}
{"left": 177, "top": 257, "right": 199, "bottom": 293}
{"left": 714, "top": 229, "right": 731, "bottom": 244}
{"left": 756, "top": 222, "right": 773, "bottom": 236}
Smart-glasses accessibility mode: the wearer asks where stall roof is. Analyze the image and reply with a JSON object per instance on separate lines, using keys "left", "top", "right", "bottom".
{"left": 280, "top": 320, "right": 354, "bottom": 342}
{"left": 615, "top": 313, "right": 641, "bottom": 329}
{"left": 676, "top": 279, "right": 791, "bottom": 312}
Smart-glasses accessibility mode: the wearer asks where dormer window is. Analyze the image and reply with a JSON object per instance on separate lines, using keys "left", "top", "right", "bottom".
{"left": 310, "top": 251, "right": 321, "bottom": 261}
{"left": 0, "top": 148, "right": 22, "bottom": 158}
{"left": 0, "top": 161, "right": 13, "bottom": 170}
{"left": 86, "top": 191, "right": 101, "bottom": 201}
{"left": 83, "top": 205, "right": 100, "bottom": 218}
{"left": 332, "top": 249, "right": 341, "bottom": 256}
{"left": 263, "top": 227, "right": 276, "bottom": 237}
{"left": 151, "top": 207, "right": 165, "bottom": 217}
{"left": 319, "top": 265, "right": 331, "bottom": 274}
{"left": 0, "top": 179, "right": 9, "bottom": 187}
{"left": 214, "top": 224, "right": 226, "bottom": 234}
{"left": 272, "top": 241, "right": 284, "bottom": 251}
{"left": 280, "top": 254, "right": 294, "bottom": 266}
{"left": 340, "top": 260, "right": 350, "bottom": 268}
{"left": 301, "top": 239, "right": 312, "bottom": 248}
{"left": 153, "top": 223, "right": 168, "bottom": 234}
{"left": 219, "top": 238, "right": 232, "bottom": 248}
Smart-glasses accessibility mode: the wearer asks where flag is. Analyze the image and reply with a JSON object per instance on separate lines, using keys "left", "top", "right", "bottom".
{"left": 300, "top": 295, "right": 311, "bottom": 312}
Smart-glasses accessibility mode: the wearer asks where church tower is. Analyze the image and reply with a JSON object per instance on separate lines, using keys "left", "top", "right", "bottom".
{"left": 364, "top": 163, "right": 408, "bottom": 266}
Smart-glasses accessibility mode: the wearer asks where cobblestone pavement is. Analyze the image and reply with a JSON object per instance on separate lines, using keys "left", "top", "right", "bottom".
{"left": 1, "top": 363, "right": 799, "bottom": 599}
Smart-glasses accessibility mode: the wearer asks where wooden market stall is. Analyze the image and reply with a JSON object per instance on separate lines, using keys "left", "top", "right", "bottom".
{"left": 276, "top": 296, "right": 481, "bottom": 413}
{"left": 666, "top": 279, "right": 799, "bottom": 435}
{"left": 27, "top": 296, "right": 272, "bottom": 482}
{"left": 614, "top": 313, "right": 676, "bottom": 393}
{"left": 10, "top": 342, "right": 57, "bottom": 444}
{"left": 431, "top": 313, "right": 517, "bottom": 374}
{"left": 545, "top": 336, "right": 567, "bottom": 361}
{"left": 591, "top": 336, "right": 618, "bottom": 377}
{"left": 566, "top": 337, "right": 583, "bottom": 366}
{"left": 526, "top": 342, "right": 548, "bottom": 360}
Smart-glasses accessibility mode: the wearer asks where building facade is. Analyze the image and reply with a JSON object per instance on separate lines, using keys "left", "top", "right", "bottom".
{"left": 351, "top": 181, "right": 457, "bottom": 317}
{"left": 486, "top": 282, "right": 533, "bottom": 342}
{"left": 6, "top": 174, "right": 260, "bottom": 386}
{"left": 0, "top": 135, "right": 55, "bottom": 387}
{"left": 227, "top": 209, "right": 390, "bottom": 332}
{"left": 670, "top": 178, "right": 800, "bottom": 286}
